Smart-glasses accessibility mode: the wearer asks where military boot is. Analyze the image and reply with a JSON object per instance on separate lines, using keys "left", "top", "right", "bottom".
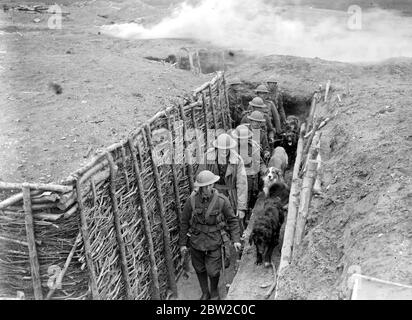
{"left": 196, "top": 272, "right": 210, "bottom": 300}
{"left": 209, "top": 275, "right": 220, "bottom": 300}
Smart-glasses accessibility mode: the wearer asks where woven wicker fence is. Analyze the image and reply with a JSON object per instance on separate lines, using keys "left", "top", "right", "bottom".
{"left": 0, "top": 71, "right": 231, "bottom": 300}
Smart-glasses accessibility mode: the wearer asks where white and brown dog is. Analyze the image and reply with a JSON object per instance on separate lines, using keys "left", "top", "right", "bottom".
{"left": 262, "top": 147, "right": 288, "bottom": 197}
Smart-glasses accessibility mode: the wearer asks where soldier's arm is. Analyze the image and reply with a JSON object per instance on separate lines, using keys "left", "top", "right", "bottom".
{"left": 235, "top": 157, "right": 248, "bottom": 211}
{"left": 222, "top": 197, "right": 241, "bottom": 243}
{"left": 179, "top": 199, "right": 192, "bottom": 247}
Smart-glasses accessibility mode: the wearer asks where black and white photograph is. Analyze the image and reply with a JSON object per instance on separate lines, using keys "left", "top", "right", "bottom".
{"left": 0, "top": 0, "right": 411, "bottom": 304}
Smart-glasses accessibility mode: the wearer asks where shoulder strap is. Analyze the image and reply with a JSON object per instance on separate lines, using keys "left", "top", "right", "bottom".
{"left": 205, "top": 191, "right": 219, "bottom": 221}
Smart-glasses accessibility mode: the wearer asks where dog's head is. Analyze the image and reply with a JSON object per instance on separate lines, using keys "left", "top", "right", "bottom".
{"left": 263, "top": 167, "right": 283, "bottom": 184}
{"left": 282, "top": 131, "right": 297, "bottom": 147}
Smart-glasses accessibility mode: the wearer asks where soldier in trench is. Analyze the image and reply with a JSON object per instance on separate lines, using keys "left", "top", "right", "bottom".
{"left": 227, "top": 77, "right": 246, "bottom": 127}
{"left": 230, "top": 124, "right": 269, "bottom": 226}
{"left": 266, "top": 75, "right": 287, "bottom": 128}
{"left": 179, "top": 170, "right": 242, "bottom": 300}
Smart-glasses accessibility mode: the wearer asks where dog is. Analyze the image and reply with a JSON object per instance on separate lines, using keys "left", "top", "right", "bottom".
{"left": 249, "top": 182, "right": 289, "bottom": 267}
{"left": 262, "top": 147, "right": 288, "bottom": 196}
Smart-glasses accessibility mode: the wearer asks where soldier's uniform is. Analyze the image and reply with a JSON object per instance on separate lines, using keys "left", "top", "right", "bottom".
{"left": 266, "top": 77, "right": 287, "bottom": 128}
{"left": 179, "top": 188, "right": 240, "bottom": 299}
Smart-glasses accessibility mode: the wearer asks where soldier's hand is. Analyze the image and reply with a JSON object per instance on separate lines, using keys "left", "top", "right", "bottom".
{"left": 236, "top": 210, "right": 245, "bottom": 219}
{"left": 264, "top": 151, "right": 271, "bottom": 159}
{"left": 180, "top": 246, "right": 188, "bottom": 255}
{"left": 233, "top": 242, "right": 242, "bottom": 252}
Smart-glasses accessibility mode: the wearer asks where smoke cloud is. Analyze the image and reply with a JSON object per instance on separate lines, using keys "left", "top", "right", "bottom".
{"left": 100, "top": 0, "right": 412, "bottom": 62}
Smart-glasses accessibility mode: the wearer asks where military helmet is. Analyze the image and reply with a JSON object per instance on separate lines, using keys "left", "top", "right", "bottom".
{"left": 247, "top": 110, "right": 266, "bottom": 123}
{"left": 231, "top": 124, "right": 253, "bottom": 140}
{"left": 249, "top": 97, "right": 266, "bottom": 108}
{"left": 228, "top": 77, "right": 242, "bottom": 86}
{"left": 212, "top": 133, "right": 237, "bottom": 149}
{"left": 194, "top": 170, "right": 220, "bottom": 187}
{"left": 267, "top": 75, "right": 278, "bottom": 83}
{"left": 255, "top": 84, "right": 269, "bottom": 93}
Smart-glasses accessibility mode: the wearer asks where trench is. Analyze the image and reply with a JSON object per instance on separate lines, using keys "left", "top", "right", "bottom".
{"left": 177, "top": 84, "right": 313, "bottom": 300}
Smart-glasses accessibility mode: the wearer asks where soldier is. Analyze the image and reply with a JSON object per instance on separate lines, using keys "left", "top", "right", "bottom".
{"left": 240, "top": 97, "right": 275, "bottom": 148}
{"left": 200, "top": 133, "right": 248, "bottom": 220}
{"left": 179, "top": 170, "right": 242, "bottom": 300}
{"left": 231, "top": 125, "right": 268, "bottom": 225}
{"left": 254, "top": 84, "right": 283, "bottom": 135}
{"left": 227, "top": 77, "right": 245, "bottom": 127}
{"left": 266, "top": 75, "right": 287, "bottom": 128}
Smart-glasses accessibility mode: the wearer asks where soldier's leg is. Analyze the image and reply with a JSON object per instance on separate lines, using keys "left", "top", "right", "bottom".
{"left": 190, "top": 247, "right": 210, "bottom": 299}
{"left": 205, "top": 248, "right": 222, "bottom": 300}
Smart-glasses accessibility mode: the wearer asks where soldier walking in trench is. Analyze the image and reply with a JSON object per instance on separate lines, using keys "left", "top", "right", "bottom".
{"left": 266, "top": 75, "right": 287, "bottom": 128}
{"left": 227, "top": 77, "right": 246, "bottom": 127}
{"left": 231, "top": 124, "right": 269, "bottom": 225}
{"left": 254, "top": 84, "right": 283, "bottom": 137}
{"left": 179, "top": 170, "right": 242, "bottom": 300}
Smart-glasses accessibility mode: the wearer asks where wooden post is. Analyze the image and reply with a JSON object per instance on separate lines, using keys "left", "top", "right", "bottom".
{"left": 144, "top": 124, "right": 178, "bottom": 298}
{"left": 179, "top": 104, "right": 195, "bottom": 191}
{"left": 201, "top": 91, "right": 209, "bottom": 150}
{"left": 275, "top": 124, "right": 305, "bottom": 300}
{"left": 209, "top": 84, "right": 218, "bottom": 134}
{"left": 313, "top": 152, "right": 322, "bottom": 195}
{"left": 22, "top": 184, "right": 43, "bottom": 300}
{"left": 277, "top": 124, "right": 306, "bottom": 270}
{"left": 216, "top": 83, "right": 227, "bottom": 130}
{"left": 166, "top": 113, "right": 183, "bottom": 223}
{"left": 222, "top": 74, "right": 232, "bottom": 128}
{"left": 324, "top": 80, "right": 331, "bottom": 102}
{"left": 106, "top": 152, "right": 133, "bottom": 299}
{"left": 128, "top": 138, "right": 161, "bottom": 300}
{"left": 293, "top": 160, "right": 318, "bottom": 251}
{"left": 75, "top": 178, "right": 100, "bottom": 299}
{"left": 308, "top": 92, "right": 318, "bottom": 131}
{"left": 120, "top": 146, "right": 131, "bottom": 193}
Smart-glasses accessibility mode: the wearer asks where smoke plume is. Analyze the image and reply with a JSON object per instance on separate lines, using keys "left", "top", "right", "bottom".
{"left": 100, "top": 0, "right": 412, "bottom": 62}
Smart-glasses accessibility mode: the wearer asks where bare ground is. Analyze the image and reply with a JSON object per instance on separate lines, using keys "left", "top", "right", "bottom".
{"left": 1, "top": 1, "right": 411, "bottom": 300}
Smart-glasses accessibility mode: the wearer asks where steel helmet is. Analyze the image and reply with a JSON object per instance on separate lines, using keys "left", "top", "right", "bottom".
{"left": 231, "top": 125, "right": 253, "bottom": 140}
{"left": 212, "top": 133, "right": 237, "bottom": 149}
{"left": 228, "top": 77, "right": 242, "bottom": 86}
{"left": 255, "top": 84, "right": 269, "bottom": 93}
{"left": 267, "top": 75, "right": 278, "bottom": 83}
{"left": 247, "top": 110, "right": 266, "bottom": 123}
{"left": 194, "top": 170, "right": 220, "bottom": 187}
{"left": 248, "top": 97, "right": 266, "bottom": 108}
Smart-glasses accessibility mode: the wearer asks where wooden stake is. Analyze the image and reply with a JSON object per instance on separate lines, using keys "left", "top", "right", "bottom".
{"left": 222, "top": 74, "right": 232, "bottom": 128}
{"left": 144, "top": 124, "right": 178, "bottom": 298}
{"left": 201, "top": 91, "right": 209, "bottom": 150}
{"left": 75, "top": 179, "right": 100, "bottom": 300}
{"left": 128, "top": 138, "right": 161, "bottom": 300}
{"left": 293, "top": 160, "right": 318, "bottom": 251}
{"left": 324, "top": 80, "right": 331, "bottom": 102}
{"left": 166, "top": 112, "right": 183, "bottom": 224}
{"left": 216, "top": 83, "right": 227, "bottom": 130}
{"left": 120, "top": 146, "right": 131, "bottom": 193}
{"left": 209, "top": 84, "right": 218, "bottom": 133}
{"left": 46, "top": 232, "right": 82, "bottom": 300}
{"left": 179, "top": 104, "right": 195, "bottom": 191}
{"left": 22, "top": 184, "right": 43, "bottom": 300}
{"left": 106, "top": 152, "right": 133, "bottom": 299}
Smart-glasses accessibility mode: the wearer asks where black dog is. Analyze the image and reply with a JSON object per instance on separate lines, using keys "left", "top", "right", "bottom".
{"left": 249, "top": 182, "right": 289, "bottom": 267}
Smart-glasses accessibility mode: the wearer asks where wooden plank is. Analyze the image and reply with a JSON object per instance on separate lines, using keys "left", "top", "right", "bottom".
{"left": 201, "top": 91, "right": 209, "bottom": 150}
{"left": 106, "top": 152, "right": 133, "bottom": 299}
{"left": 22, "top": 184, "right": 43, "bottom": 300}
{"left": 144, "top": 125, "right": 178, "bottom": 297}
{"left": 209, "top": 84, "right": 219, "bottom": 134}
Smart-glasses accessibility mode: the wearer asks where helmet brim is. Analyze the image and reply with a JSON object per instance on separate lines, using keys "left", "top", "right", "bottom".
{"left": 194, "top": 175, "right": 220, "bottom": 187}
{"left": 212, "top": 139, "right": 237, "bottom": 149}
{"left": 249, "top": 102, "right": 267, "bottom": 108}
{"left": 247, "top": 116, "right": 266, "bottom": 122}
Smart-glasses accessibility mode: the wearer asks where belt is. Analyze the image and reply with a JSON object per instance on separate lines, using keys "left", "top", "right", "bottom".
{"left": 194, "top": 223, "right": 225, "bottom": 233}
